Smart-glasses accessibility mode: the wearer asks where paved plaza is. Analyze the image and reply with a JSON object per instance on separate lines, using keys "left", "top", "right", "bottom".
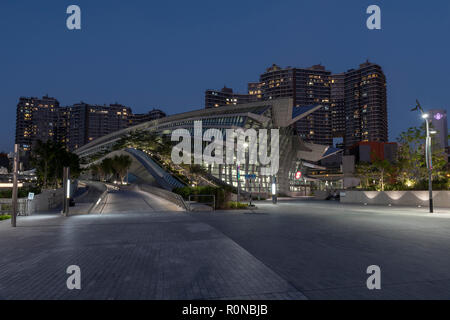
{"left": 1, "top": 187, "right": 450, "bottom": 299}
{"left": 193, "top": 201, "right": 450, "bottom": 299}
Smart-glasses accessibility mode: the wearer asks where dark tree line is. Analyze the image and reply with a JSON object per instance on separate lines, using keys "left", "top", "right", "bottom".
{"left": 30, "top": 140, "right": 81, "bottom": 189}
{"left": 90, "top": 155, "right": 132, "bottom": 183}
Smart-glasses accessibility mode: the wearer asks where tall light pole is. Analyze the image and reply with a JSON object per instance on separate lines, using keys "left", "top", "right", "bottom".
{"left": 236, "top": 162, "right": 240, "bottom": 203}
{"left": 422, "top": 113, "right": 434, "bottom": 213}
{"left": 412, "top": 100, "right": 435, "bottom": 213}
{"left": 11, "top": 144, "right": 19, "bottom": 227}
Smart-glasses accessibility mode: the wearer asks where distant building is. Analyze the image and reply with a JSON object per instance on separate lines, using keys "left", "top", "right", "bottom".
{"left": 205, "top": 86, "right": 253, "bottom": 109}
{"left": 349, "top": 141, "right": 398, "bottom": 163}
{"left": 15, "top": 95, "right": 60, "bottom": 152}
{"left": 129, "top": 108, "right": 166, "bottom": 126}
{"left": 206, "top": 61, "right": 388, "bottom": 150}
{"left": 259, "top": 64, "right": 333, "bottom": 146}
{"left": 344, "top": 62, "right": 388, "bottom": 149}
{"left": 247, "top": 82, "right": 263, "bottom": 102}
{"left": 16, "top": 96, "right": 166, "bottom": 153}
{"left": 65, "top": 103, "right": 132, "bottom": 151}
{"left": 330, "top": 73, "right": 346, "bottom": 138}
{"left": 429, "top": 109, "right": 448, "bottom": 150}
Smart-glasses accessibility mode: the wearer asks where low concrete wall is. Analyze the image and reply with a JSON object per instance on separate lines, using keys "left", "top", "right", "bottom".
{"left": 0, "top": 198, "right": 31, "bottom": 215}
{"left": 313, "top": 190, "right": 330, "bottom": 200}
{"left": 32, "top": 188, "right": 64, "bottom": 212}
{"left": 0, "top": 188, "right": 64, "bottom": 215}
{"left": 340, "top": 190, "right": 450, "bottom": 208}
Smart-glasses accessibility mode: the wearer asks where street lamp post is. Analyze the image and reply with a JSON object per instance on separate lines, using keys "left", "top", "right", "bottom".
{"left": 412, "top": 100, "right": 435, "bottom": 213}
{"left": 236, "top": 163, "right": 240, "bottom": 203}
{"left": 422, "top": 113, "right": 433, "bottom": 213}
{"left": 11, "top": 144, "right": 19, "bottom": 227}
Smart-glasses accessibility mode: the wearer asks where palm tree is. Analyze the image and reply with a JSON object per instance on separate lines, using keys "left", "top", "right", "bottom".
{"left": 90, "top": 164, "right": 101, "bottom": 181}
{"left": 100, "top": 158, "right": 115, "bottom": 182}
{"left": 112, "top": 155, "right": 132, "bottom": 183}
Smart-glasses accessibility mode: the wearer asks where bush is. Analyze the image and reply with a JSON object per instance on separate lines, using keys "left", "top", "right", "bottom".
{"left": 227, "top": 201, "right": 249, "bottom": 209}
{"left": 173, "top": 186, "right": 230, "bottom": 209}
{"left": 0, "top": 214, "right": 11, "bottom": 221}
{"left": 0, "top": 186, "right": 41, "bottom": 199}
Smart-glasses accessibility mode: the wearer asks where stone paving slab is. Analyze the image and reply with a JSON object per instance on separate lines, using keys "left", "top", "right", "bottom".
{"left": 0, "top": 189, "right": 307, "bottom": 300}
{"left": 190, "top": 201, "right": 450, "bottom": 299}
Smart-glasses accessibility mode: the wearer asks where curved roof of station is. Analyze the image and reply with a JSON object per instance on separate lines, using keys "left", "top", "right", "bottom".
{"left": 75, "top": 98, "right": 333, "bottom": 160}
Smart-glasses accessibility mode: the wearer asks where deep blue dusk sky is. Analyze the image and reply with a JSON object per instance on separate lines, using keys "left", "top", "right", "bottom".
{"left": 0, "top": 0, "right": 449, "bottom": 152}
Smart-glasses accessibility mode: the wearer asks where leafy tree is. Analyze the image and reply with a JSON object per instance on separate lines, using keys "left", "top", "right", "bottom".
{"left": 91, "top": 155, "right": 132, "bottom": 183}
{"left": 90, "top": 163, "right": 101, "bottom": 181}
{"left": 111, "top": 155, "right": 132, "bottom": 183}
{"left": 30, "top": 140, "right": 81, "bottom": 188}
{"left": 372, "top": 158, "right": 394, "bottom": 191}
{"left": 355, "top": 162, "right": 375, "bottom": 189}
{"left": 99, "top": 158, "right": 115, "bottom": 182}
{"left": 31, "top": 140, "right": 55, "bottom": 188}
{"left": 113, "top": 130, "right": 174, "bottom": 157}
{"left": 396, "top": 123, "right": 448, "bottom": 189}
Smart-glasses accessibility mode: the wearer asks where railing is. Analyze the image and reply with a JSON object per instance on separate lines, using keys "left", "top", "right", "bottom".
{"left": 204, "top": 172, "right": 252, "bottom": 199}
{"left": 0, "top": 199, "right": 33, "bottom": 216}
{"left": 87, "top": 186, "right": 109, "bottom": 214}
{"left": 138, "top": 184, "right": 189, "bottom": 211}
{"left": 188, "top": 194, "right": 216, "bottom": 211}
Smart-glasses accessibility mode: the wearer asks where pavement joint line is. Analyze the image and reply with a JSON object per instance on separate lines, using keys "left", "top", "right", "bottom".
{"left": 187, "top": 212, "right": 309, "bottom": 299}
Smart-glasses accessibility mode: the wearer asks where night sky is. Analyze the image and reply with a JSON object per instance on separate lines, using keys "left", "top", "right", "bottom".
{"left": 0, "top": 0, "right": 449, "bottom": 152}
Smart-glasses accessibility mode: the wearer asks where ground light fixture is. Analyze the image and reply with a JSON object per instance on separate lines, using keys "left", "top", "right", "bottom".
{"left": 271, "top": 177, "right": 277, "bottom": 204}
{"left": 66, "top": 180, "right": 71, "bottom": 199}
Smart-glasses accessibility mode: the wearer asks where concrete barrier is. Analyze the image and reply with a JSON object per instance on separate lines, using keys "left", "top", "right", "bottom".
{"left": 71, "top": 181, "right": 108, "bottom": 214}
{"left": 340, "top": 190, "right": 450, "bottom": 208}
{"left": 0, "top": 188, "right": 64, "bottom": 215}
{"left": 313, "top": 190, "right": 330, "bottom": 200}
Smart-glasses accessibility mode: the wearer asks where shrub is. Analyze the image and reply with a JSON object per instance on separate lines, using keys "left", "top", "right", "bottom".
{"left": 227, "top": 201, "right": 249, "bottom": 209}
{"left": 0, "top": 214, "right": 11, "bottom": 221}
{"left": 173, "top": 186, "right": 230, "bottom": 209}
{"left": 0, "top": 186, "right": 41, "bottom": 199}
